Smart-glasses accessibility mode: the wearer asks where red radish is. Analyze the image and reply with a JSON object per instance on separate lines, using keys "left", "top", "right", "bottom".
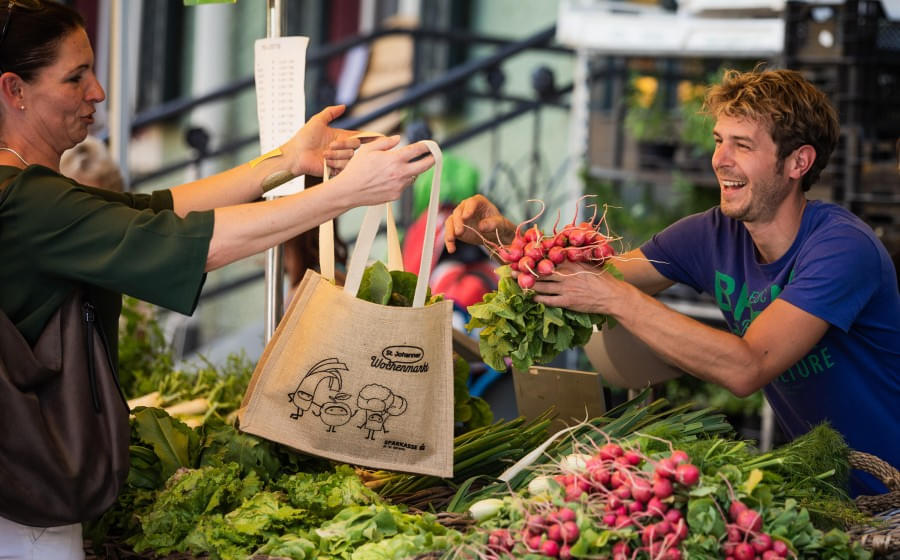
{"left": 675, "top": 463, "right": 700, "bottom": 486}
{"left": 524, "top": 241, "right": 544, "bottom": 261}
{"left": 559, "top": 544, "right": 573, "bottom": 560}
{"left": 729, "top": 500, "right": 749, "bottom": 522}
{"left": 536, "top": 259, "right": 555, "bottom": 276}
{"left": 607, "top": 495, "right": 623, "bottom": 510}
{"left": 507, "top": 245, "right": 524, "bottom": 262}
{"left": 526, "top": 514, "right": 546, "bottom": 534}
{"left": 541, "top": 237, "right": 557, "bottom": 252}
{"left": 565, "top": 246, "right": 585, "bottom": 262}
{"left": 670, "top": 450, "right": 689, "bottom": 465}
{"left": 510, "top": 236, "right": 525, "bottom": 250}
{"left": 523, "top": 226, "right": 541, "bottom": 243}
{"left": 609, "top": 472, "right": 623, "bottom": 489}
{"left": 772, "top": 540, "right": 789, "bottom": 556}
{"left": 736, "top": 508, "right": 763, "bottom": 533}
{"left": 614, "top": 515, "right": 633, "bottom": 528}
{"left": 553, "top": 232, "right": 568, "bottom": 247}
{"left": 557, "top": 507, "right": 577, "bottom": 523}
{"left": 614, "top": 505, "right": 627, "bottom": 517}
{"left": 589, "top": 466, "right": 611, "bottom": 486}
{"left": 753, "top": 533, "right": 773, "bottom": 553}
{"left": 623, "top": 450, "right": 643, "bottom": 466}
{"left": 568, "top": 229, "right": 586, "bottom": 247}
{"left": 518, "top": 255, "right": 536, "bottom": 273}
{"left": 631, "top": 479, "right": 653, "bottom": 503}
{"left": 613, "top": 485, "right": 632, "bottom": 500}
{"left": 647, "top": 496, "right": 668, "bottom": 516}
{"left": 612, "top": 541, "right": 631, "bottom": 556}
{"left": 655, "top": 458, "right": 677, "bottom": 480}
{"left": 665, "top": 508, "right": 683, "bottom": 524}
{"left": 672, "top": 519, "right": 689, "bottom": 541}
{"left": 602, "top": 513, "right": 616, "bottom": 526}
{"left": 518, "top": 274, "right": 536, "bottom": 290}
{"left": 628, "top": 500, "right": 645, "bottom": 514}
{"left": 599, "top": 443, "right": 624, "bottom": 460}
{"left": 565, "top": 484, "right": 583, "bottom": 502}
{"left": 541, "top": 538, "right": 560, "bottom": 557}
{"left": 561, "top": 521, "right": 579, "bottom": 543}
{"left": 527, "top": 534, "right": 543, "bottom": 550}
{"left": 653, "top": 477, "right": 674, "bottom": 499}
{"left": 547, "top": 523, "right": 562, "bottom": 543}
{"left": 734, "top": 542, "right": 755, "bottom": 560}
{"left": 762, "top": 552, "right": 784, "bottom": 560}
{"left": 727, "top": 525, "right": 743, "bottom": 543}
{"left": 664, "top": 548, "right": 682, "bottom": 560}
{"left": 547, "top": 245, "right": 566, "bottom": 264}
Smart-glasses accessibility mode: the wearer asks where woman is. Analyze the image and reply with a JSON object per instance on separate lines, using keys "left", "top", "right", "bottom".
{"left": 0, "top": 2, "right": 434, "bottom": 557}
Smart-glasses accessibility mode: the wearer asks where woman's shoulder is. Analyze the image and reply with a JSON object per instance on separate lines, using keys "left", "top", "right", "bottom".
{"left": 2, "top": 164, "right": 129, "bottom": 206}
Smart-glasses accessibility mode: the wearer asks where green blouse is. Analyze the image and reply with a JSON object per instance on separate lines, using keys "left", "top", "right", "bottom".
{"left": 0, "top": 164, "right": 214, "bottom": 355}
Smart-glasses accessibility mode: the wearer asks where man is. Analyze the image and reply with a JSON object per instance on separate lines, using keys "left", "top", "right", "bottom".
{"left": 444, "top": 68, "right": 900, "bottom": 496}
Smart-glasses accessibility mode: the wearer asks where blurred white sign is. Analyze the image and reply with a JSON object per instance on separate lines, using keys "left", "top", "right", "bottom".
{"left": 255, "top": 36, "right": 309, "bottom": 198}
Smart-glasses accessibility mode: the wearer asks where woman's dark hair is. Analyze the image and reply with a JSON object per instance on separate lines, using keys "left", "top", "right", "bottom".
{"left": 0, "top": 1, "right": 85, "bottom": 81}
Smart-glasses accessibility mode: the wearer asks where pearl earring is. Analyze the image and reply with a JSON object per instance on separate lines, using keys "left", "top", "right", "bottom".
{"left": 19, "top": 105, "right": 24, "bottom": 110}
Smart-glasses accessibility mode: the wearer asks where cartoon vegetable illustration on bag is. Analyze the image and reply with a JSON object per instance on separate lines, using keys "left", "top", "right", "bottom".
{"left": 356, "top": 383, "right": 408, "bottom": 440}
{"left": 288, "top": 358, "right": 350, "bottom": 419}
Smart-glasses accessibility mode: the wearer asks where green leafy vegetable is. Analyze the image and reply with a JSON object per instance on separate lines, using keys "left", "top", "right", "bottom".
{"left": 466, "top": 265, "right": 616, "bottom": 371}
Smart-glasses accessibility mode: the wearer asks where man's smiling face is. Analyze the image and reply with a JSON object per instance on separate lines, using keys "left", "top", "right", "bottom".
{"left": 712, "top": 115, "right": 793, "bottom": 224}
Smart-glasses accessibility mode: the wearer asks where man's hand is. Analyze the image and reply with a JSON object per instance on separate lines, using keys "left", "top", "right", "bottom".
{"left": 444, "top": 194, "right": 516, "bottom": 254}
{"left": 532, "top": 260, "right": 627, "bottom": 315}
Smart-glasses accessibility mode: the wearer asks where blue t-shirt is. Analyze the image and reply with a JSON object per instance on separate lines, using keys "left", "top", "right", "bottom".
{"left": 641, "top": 201, "right": 900, "bottom": 496}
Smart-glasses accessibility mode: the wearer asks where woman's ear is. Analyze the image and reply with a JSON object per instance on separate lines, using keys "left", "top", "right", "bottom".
{"left": 788, "top": 144, "right": 817, "bottom": 180}
{"left": 0, "top": 72, "right": 25, "bottom": 110}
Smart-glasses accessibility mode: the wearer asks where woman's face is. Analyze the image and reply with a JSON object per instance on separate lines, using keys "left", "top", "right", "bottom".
{"left": 23, "top": 27, "right": 105, "bottom": 154}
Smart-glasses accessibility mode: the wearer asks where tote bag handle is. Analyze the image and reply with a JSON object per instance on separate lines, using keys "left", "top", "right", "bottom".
{"left": 342, "top": 140, "right": 442, "bottom": 308}
{"left": 318, "top": 133, "right": 405, "bottom": 282}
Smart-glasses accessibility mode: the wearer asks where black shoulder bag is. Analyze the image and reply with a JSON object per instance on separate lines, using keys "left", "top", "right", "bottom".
{"left": 0, "top": 171, "right": 130, "bottom": 527}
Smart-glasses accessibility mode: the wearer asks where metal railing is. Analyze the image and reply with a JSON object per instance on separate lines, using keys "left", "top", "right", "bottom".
{"left": 129, "top": 25, "right": 574, "bottom": 304}
{"left": 127, "top": 25, "right": 571, "bottom": 189}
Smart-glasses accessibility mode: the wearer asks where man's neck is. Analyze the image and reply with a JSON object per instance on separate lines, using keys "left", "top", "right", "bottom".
{"left": 745, "top": 194, "right": 808, "bottom": 264}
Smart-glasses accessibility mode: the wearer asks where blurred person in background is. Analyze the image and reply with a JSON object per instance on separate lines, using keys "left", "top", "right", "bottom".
{"left": 0, "top": 1, "right": 433, "bottom": 557}
{"left": 59, "top": 134, "right": 123, "bottom": 192}
{"left": 445, "top": 67, "right": 900, "bottom": 498}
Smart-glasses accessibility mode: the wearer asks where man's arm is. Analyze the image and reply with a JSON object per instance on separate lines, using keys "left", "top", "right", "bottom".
{"left": 534, "top": 257, "right": 829, "bottom": 397}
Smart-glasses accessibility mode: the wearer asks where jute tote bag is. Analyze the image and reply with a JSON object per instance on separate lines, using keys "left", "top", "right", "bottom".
{"left": 239, "top": 140, "right": 454, "bottom": 477}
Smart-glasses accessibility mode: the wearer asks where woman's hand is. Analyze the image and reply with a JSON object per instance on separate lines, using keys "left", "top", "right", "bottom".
{"left": 330, "top": 136, "right": 435, "bottom": 206}
{"left": 443, "top": 194, "right": 515, "bottom": 254}
{"left": 282, "top": 105, "right": 363, "bottom": 177}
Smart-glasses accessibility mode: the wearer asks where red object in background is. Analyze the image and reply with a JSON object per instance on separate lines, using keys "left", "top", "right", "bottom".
{"left": 402, "top": 206, "right": 453, "bottom": 277}
{"left": 327, "top": 0, "right": 361, "bottom": 84}
{"left": 430, "top": 259, "right": 498, "bottom": 309}
{"left": 402, "top": 205, "right": 497, "bottom": 308}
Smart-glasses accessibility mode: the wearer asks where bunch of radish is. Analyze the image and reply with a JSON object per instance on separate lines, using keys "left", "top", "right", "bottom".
{"left": 723, "top": 500, "right": 789, "bottom": 560}
{"left": 486, "top": 199, "right": 618, "bottom": 290}
{"left": 540, "top": 444, "right": 700, "bottom": 560}
{"left": 516, "top": 506, "right": 581, "bottom": 559}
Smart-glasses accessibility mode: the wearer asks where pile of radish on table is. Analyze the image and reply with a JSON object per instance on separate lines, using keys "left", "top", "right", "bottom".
{"left": 453, "top": 424, "right": 872, "bottom": 560}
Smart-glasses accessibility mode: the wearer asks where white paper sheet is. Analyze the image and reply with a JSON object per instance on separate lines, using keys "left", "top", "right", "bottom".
{"left": 254, "top": 36, "right": 309, "bottom": 198}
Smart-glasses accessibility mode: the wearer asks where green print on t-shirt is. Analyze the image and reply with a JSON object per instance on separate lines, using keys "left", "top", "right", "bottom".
{"left": 713, "top": 270, "right": 836, "bottom": 383}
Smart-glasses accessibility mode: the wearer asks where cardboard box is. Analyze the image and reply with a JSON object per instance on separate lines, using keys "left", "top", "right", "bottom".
{"left": 513, "top": 366, "right": 607, "bottom": 433}
{"left": 583, "top": 326, "right": 683, "bottom": 389}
